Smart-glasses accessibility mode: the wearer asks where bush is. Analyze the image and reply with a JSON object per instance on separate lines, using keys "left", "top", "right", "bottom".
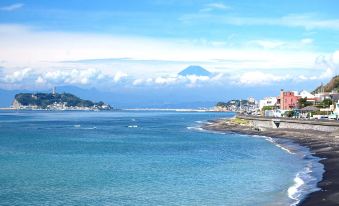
{"left": 284, "top": 110, "right": 295, "bottom": 117}
{"left": 262, "top": 106, "right": 274, "bottom": 111}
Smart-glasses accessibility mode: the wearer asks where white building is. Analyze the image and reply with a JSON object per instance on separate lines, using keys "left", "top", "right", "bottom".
{"left": 297, "top": 90, "right": 315, "bottom": 99}
{"left": 248, "top": 97, "right": 256, "bottom": 104}
{"left": 333, "top": 100, "right": 339, "bottom": 115}
{"left": 264, "top": 109, "right": 282, "bottom": 117}
{"left": 259, "top": 97, "right": 277, "bottom": 110}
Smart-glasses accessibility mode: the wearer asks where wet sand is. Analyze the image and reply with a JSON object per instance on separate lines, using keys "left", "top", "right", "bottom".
{"left": 202, "top": 119, "right": 339, "bottom": 206}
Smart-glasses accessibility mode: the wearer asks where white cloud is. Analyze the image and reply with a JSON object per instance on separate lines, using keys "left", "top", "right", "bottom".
{"left": 42, "top": 68, "right": 109, "bottom": 85}
{"left": 3, "top": 68, "right": 33, "bottom": 83}
{"left": 132, "top": 73, "right": 220, "bottom": 87}
{"left": 281, "top": 52, "right": 337, "bottom": 84}
{"left": 332, "top": 50, "right": 339, "bottom": 65}
{"left": 280, "top": 14, "right": 339, "bottom": 30}
{"left": 248, "top": 38, "right": 314, "bottom": 50}
{"left": 180, "top": 13, "right": 339, "bottom": 30}
{"left": 113, "top": 71, "right": 128, "bottom": 82}
{"left": 35, "top": 76, "right": 46, "bottom": 84}
{"left": 230, "top": 50, "right": 339, "bottom": 85}
{"left": 0, "top": 23, "right": 324, "bottom": 75}
{"left": 234, "top": 71, "right": 289, "bottom": 86}
{"left": 132, "top": 78, "right": 145, "bottom": 86}
{"left": 186, "top": 75, "right": 210, "bottom": 84}
{"left": 154, "top": 76, "right": 179, "bottom": 85}
{"left": 249, "top": 40, "right": 286, "bottom": 49}
{"left": 1, "top": 68, "right": 129, "bottom": 89}
{"left": 301, "top": 38, "right": 313, "bottom": 45}
{"left": 1, "top": 49, "right": 338, "bottom": 89}
{"left": 0, "top": 3, "right": 24, "bottom": 11}
{"left": 201, "top": 3, "right": 231, "bottom": 12}
{"left": 0, "top": 24, "right": 335, "bottom": 89}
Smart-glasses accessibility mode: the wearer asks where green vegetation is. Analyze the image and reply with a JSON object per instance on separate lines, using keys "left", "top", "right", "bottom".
{"left": 215, "top": 99, "right": 250, "bottom": 108}
{"left": 229, "top": 118, "right": 250, "bottom": 125}
{"left": 262, "top": 106, "right": 274, "bottom": 111}
{"left": 311, "top": 110, "right": 331, "bottom": 115}
{"left": 216, "top": 102, "right": 228, "bottom": 107}
{"left": 317, "top": 99, "right": 333, "bottom": 108}
{"left": 284, "top": 110, "right": 295, "bottom": 117}
{"left": 14, "top": 93, "right": 111, "bottom": 110}
{"left": 298, "top": 97, "right": 313, "bottom": 108}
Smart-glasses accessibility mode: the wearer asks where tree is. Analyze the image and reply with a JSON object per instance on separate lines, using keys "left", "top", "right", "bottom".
{"left": 216, "top": 102, "right": 227, "bottom": 108}
{"left": 284, "top": 110, "right": 295, "bottom": 117}
{"left": 298, "top": 97, "right": 312, "bottom": 108}
{"left": 321, "top": 99, "right": 332, "bottom": 108}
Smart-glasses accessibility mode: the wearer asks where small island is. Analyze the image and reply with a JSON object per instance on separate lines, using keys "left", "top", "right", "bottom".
{"left": 12, "top": 91, "right": 112, "bottom": 111}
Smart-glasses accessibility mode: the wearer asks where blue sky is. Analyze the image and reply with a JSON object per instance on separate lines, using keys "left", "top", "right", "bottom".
{"left": 0, "top": 0, "right": 339, "bottom": 106}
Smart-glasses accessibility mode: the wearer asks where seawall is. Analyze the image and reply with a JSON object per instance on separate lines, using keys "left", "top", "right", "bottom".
{"left": 237, "top": 115, "right": 339, "bottom": 133}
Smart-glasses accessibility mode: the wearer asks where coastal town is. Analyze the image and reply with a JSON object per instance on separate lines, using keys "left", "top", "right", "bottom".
{"left": 215, "top": 76, "right": 339, "bottom": 120}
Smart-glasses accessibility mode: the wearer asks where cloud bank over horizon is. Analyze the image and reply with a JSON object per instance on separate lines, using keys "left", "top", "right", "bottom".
{"left": 0, "top": 23, "right": 337, "bottom": 91}
{"left": 0, "top": 0, "right": 338, "bottom": 105}
{"left": 1, "top": 52, "right": 338, "bottom": 91}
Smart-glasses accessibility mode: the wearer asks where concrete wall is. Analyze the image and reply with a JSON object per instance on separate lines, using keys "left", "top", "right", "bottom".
{"left": 239, "top": 115, "right": 339, "bottom": 132}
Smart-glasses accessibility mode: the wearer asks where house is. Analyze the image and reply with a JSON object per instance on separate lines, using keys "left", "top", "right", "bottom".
{"left": 277, "top": 89, "right": 300, "bottom": 110}
{"left": 297, "top": 90, "right": 317, "bottom": 103}
{"left": 248, "top": 97, "right": 256, "bottom": 104}
{"left": 259, "top": 97, "right": 277, "bottom": 110}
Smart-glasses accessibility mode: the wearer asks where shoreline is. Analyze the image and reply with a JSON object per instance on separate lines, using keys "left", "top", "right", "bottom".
{"left": 202, "top": 118, "right": 339, "bottom": 206}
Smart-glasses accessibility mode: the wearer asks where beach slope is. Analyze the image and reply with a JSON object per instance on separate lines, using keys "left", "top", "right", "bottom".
{"left": 203, "top": 117, "right": 339, "bottom": 206}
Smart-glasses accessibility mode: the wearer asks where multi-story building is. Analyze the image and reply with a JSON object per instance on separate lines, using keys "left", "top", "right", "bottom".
{"left": 277, "top": 89, "right": 300, "bottom": 110}
{"left": 259, "top": 97, "right": 277, "bottom": 110}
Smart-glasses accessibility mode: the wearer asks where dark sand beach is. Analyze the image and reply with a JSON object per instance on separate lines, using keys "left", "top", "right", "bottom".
{"left": 203, "top": 118, "right": 339, "bottom": 206}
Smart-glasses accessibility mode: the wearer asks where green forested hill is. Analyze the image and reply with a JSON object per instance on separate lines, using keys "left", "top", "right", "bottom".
{"left": 14, "top": 93, "right": 110, "bottom": 109}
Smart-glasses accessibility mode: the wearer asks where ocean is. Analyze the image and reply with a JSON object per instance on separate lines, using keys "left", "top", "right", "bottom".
{"left": 0, "top": 111, "right": 323, "bottom": 206}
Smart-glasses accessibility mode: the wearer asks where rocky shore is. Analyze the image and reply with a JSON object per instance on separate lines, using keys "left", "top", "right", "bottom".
{"left": 202, "top": 118, "right": 339, "bottom": 206}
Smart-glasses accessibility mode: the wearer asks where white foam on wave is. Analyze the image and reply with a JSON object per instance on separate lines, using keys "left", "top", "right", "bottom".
{"left": 269, "top": 138, "right": 295, "bottom": 154}
{"left": 83, "top": 127, "right": 97, "bottom": 130}
{"left": 191, "top": 121, "right": 323, "bottom": 206}
{"left": 288, "top": 174, "right": 305, "bottom": 206}
{"left": 73, "top": 125, "right": 97, "bottom": 130}
{"left": 287, "top": 164, "right": 317, "bottom": 206}
{"left": 187, "top": 126, "right": 204, "bottom": 131}
{"left": 198, "top": 123, "right": 322, "bottom": 206}
{"left": 128, "top": 125, "right": 138, "bottom": 128}
{"left": 258, "top": 136, "right": 295, "bottom": 154}
{"left": 252, "top": 134, "right": 321, "bottom": 206}
{"left": 187, "top": 126, "right": 227, "bottom": 134}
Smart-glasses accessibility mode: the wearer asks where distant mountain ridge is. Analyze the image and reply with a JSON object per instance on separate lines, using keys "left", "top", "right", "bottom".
{"left": 178, "top": 65, "right": 211, "bottom": 76}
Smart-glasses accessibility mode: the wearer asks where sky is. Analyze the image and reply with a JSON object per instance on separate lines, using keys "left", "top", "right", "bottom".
{"left": 0, "top": 0, "right": 339, "bottom": 107}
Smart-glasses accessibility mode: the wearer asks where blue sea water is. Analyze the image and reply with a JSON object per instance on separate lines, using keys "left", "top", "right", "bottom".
{"left": 0, "top": 111, "right": 323, "bottom": 206}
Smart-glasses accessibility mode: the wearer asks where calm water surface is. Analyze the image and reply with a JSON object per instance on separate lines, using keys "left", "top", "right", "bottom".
{"left": 0, "top": 111, "right": 322, "bottom": 205}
